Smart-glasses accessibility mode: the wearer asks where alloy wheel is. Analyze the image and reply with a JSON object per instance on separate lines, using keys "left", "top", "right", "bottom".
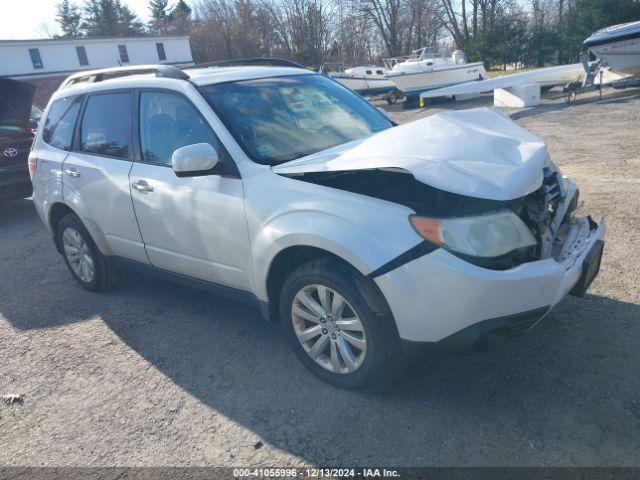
{"left": 62, "top": 227, "right": 95, "bottom": 283}
{"left": 291, "top": 284, "right": 367, "bottom": 374}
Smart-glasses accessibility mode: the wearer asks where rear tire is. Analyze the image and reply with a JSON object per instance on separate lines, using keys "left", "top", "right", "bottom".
{"left": 56, "top": 213, "right": 119, "bottom": 291}
{"left": 279, "top": 257, "right": 401, "bottom": 390}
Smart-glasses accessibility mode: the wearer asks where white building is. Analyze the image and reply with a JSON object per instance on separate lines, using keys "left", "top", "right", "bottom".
{"left": 0, "top": 35, "right": 193, "bottom": 106}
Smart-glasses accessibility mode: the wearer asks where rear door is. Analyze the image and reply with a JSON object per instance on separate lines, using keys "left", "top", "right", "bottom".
{"left": 62, "top": 90, "right": 148, "bottom": 263}
{"left": 31, "top": 94, "right": 83, "bottom": 210}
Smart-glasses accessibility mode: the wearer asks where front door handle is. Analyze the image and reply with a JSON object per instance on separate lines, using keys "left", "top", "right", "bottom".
{"left": 63, "top": 168, "right": 81, "bottom": 178}
{"left": 131, "top": 180, "right": 154, "bottom": 193}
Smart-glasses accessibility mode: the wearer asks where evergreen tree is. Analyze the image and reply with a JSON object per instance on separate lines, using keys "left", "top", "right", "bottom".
{"left": 55, "top": 0, "right": 82, "bottom": 38}
{"left": 169, "top": 0, "right": 192, "bottom": 34}
{"left": 82, "top": 0, "right": 143, "bottom": 37}
{"left": 115, "top": 1, "right": 144, "bottom": 35}
{"left": 148, "top": 0, "right": 170, "bottom": 34}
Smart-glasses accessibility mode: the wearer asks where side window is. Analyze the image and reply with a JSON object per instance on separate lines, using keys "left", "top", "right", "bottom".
{"left": 42, "top": 96, "right": 82, "bottom": 151}
{"left": 80, "top": 92, "right": 131, "bottom": 159}
{"left": 139, "top": 91, "right": 226, "bottom": 166}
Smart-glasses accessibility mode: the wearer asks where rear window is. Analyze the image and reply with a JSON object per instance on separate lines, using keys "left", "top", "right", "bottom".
{"left": 79, "top": 92, "right": 131, "bottom": 159}
{"left": 42, "top": 96, "right": 82, "bottom": 150}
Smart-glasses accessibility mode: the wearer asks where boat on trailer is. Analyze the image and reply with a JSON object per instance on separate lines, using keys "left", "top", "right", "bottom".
{"left": 384, "top": 47, "right": 486, "bottom": 98}
{"left": 330, "top": 66, "right": 397, "bottom": 96}
{"left": 583, "top": 20, "right": 640, "bottom": 76}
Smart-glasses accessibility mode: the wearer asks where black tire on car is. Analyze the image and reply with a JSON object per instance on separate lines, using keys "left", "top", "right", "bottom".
{"left": 279, "top": 257, "right": 402, "bottom": 389}
{"left": 56, "top": 213, "right": 119, "bottom": 291}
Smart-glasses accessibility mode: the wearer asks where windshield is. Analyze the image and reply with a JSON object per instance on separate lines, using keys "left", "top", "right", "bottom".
{"left": 199, "top": 74, "right": 393, "bottom": 165}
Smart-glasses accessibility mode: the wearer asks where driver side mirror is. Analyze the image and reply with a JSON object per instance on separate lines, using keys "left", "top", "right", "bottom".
{"left": 172, "top": 143, "right": 220, "bottom": 177}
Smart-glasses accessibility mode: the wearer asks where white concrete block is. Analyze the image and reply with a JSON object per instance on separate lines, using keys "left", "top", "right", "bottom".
{"left": 494, "top": 83, "right": 541, "bottom": 107}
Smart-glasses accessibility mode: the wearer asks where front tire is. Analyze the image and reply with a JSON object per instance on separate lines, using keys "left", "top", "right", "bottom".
{"left": 56, "top": 213, "right": 118, "bottom": 291}
{"left": 279, "top": 257, "right": 401, "bottom": 389}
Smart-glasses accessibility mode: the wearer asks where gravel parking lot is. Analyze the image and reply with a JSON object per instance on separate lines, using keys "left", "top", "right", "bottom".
{"left": 1, "top": 88, "right": 639, "bottom": 467}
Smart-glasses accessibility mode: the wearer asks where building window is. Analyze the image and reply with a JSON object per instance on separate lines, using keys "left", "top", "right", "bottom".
{"left": 76, "top": 46, "right": 89, "bottom": 66}
{"left": 29, "top": 48, "right": 43, "bottom": 69}
{"left": 156, "top": 42, "right": 166, "bottom": 61}
{"left": 118, "top": 44, "right": 129, "bottom": 64}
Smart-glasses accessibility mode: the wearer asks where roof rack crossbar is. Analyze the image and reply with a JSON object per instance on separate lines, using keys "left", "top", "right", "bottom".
{"left": 188, "top": 58, "right": 306, "bottom": 70}
{"left": 60, "top": 65, "right": 189, "bottom": 89}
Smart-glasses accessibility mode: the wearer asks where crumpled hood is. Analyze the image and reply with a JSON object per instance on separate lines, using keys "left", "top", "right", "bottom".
{"left": 273, "top": 107, "right": 549, "bottom": 201}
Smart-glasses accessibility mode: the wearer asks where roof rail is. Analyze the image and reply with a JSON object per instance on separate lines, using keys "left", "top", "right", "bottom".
{"left": 59, "top": 64, "right": 190, "bottom": 89}
{"left": 188, "top": 58, "right": 306, "bottom": 70}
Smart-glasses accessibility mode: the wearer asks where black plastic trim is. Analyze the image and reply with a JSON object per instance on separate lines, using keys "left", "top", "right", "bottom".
{"left": 569, "top": 239, "right": 604, "bottom": 297}
{"left": 107, "top": 256, "right": 270, "bottom": 320}
{"left": 367, "top": 241, "right": 438, "bottom": 279}
{"left": 401, "top": 306, "right": 550, "bottom": 353}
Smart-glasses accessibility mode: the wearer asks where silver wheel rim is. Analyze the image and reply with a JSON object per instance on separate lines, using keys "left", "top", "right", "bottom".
{"left": 62, "top": 227, "right": 95, "bottom": 283}
{"left": 291, "top": 284, "right": 367, "bottom": 374}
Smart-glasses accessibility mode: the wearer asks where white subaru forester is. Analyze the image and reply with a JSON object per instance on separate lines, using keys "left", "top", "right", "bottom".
{"left": 30, "top": 62, "right": 606, "bottom": 389}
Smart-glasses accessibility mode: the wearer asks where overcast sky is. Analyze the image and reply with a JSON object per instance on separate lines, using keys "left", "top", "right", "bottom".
{"left": 1, "top": 0, "right": 195, "bottom": 40}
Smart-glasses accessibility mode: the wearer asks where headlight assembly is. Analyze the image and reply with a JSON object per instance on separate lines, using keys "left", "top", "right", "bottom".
{"left": 409, "top": 211, "right": 537, "bottom": 258}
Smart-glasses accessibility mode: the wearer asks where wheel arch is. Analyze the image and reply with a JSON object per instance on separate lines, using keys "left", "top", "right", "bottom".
{"left": 48, "top": 202, "right": 111, "bottom": 256}
{"left": 252, "top": 210, "right": 413, "bottom": 308}
{"left": 264, "top": 245, "right": 354, "bottom": 321}
{"left": 49, "top": 203, "right": 77, "bottom": 254}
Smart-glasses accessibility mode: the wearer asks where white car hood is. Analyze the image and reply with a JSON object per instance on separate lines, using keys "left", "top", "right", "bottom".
{"left": 272, "top": 108, "right": 549, "bottom": 201}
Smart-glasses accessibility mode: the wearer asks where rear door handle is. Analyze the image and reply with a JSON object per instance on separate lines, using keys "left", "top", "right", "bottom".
{"left": 63, "top": 168, "right": 80, "bottom": 178}
{"left": 131, "top": 180, "right": 154, "bottom": 193}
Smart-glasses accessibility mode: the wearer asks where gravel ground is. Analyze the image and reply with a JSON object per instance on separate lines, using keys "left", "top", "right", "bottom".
{"left": 1, "top": 88, "right": 640, "bottom": 467}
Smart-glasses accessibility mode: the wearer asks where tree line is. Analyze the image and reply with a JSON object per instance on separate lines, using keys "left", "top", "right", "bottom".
{"left": 56, "top": 0, "right": 640, "bottom": 69}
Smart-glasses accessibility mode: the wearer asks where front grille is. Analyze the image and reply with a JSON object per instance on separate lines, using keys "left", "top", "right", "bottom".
{"left": 543, "top": 167, "right": 563, "bottom": 203}
{"left": 519, "top": 167, "right": 565, "bottom": 259}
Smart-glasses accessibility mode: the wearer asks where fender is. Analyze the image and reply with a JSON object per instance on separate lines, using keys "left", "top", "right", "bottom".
{"left": 251, "top": 209, "right": 421, "bottom": 301}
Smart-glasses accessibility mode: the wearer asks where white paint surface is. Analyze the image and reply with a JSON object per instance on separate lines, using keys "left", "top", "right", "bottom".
{"left": 494, "top": 84, "right": 541, "bottom": 108}
{"left": 0, "top": 36, "right": 193, "bottom": 79}
{"left": 274, "top": 107, "right": 549, "bottom": 201}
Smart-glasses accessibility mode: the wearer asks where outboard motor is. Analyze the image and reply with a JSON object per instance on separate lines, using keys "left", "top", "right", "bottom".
{"left": 452, "top": 50, "right": 467, "bottom": 65}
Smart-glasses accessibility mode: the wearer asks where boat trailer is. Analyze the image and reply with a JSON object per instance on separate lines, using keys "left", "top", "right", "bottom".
{"left": 563, "top": 53, "right": 640, "bottom": 104}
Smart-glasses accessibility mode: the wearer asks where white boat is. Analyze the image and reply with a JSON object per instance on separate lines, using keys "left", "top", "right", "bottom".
{"left": 330, "top": 66, "right": 397, "bottom": 96}
{"left": 584, "top": 20, "right": 640, "bottom": 76}
{"left": 384, "top": 48, "right": 486, "bottom": 96}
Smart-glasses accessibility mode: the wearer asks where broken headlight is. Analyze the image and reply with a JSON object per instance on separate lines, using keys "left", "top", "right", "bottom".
{"left": 410, "top": 211, "right": 537, "bottom": 258}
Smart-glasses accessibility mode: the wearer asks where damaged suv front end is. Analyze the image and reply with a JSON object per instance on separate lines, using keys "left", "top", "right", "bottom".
{"left": 272, "top": 107, "right": 605, "bottom": 348}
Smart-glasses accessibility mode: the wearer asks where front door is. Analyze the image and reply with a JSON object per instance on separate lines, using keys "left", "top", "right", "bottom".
{"left": 129, "top": 90, "right": 252, "bottom": 291}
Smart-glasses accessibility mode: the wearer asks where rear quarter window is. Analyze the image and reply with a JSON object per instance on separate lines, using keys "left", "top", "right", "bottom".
{"left": 42, "top": 96, "right": 82, "bottom": 150}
